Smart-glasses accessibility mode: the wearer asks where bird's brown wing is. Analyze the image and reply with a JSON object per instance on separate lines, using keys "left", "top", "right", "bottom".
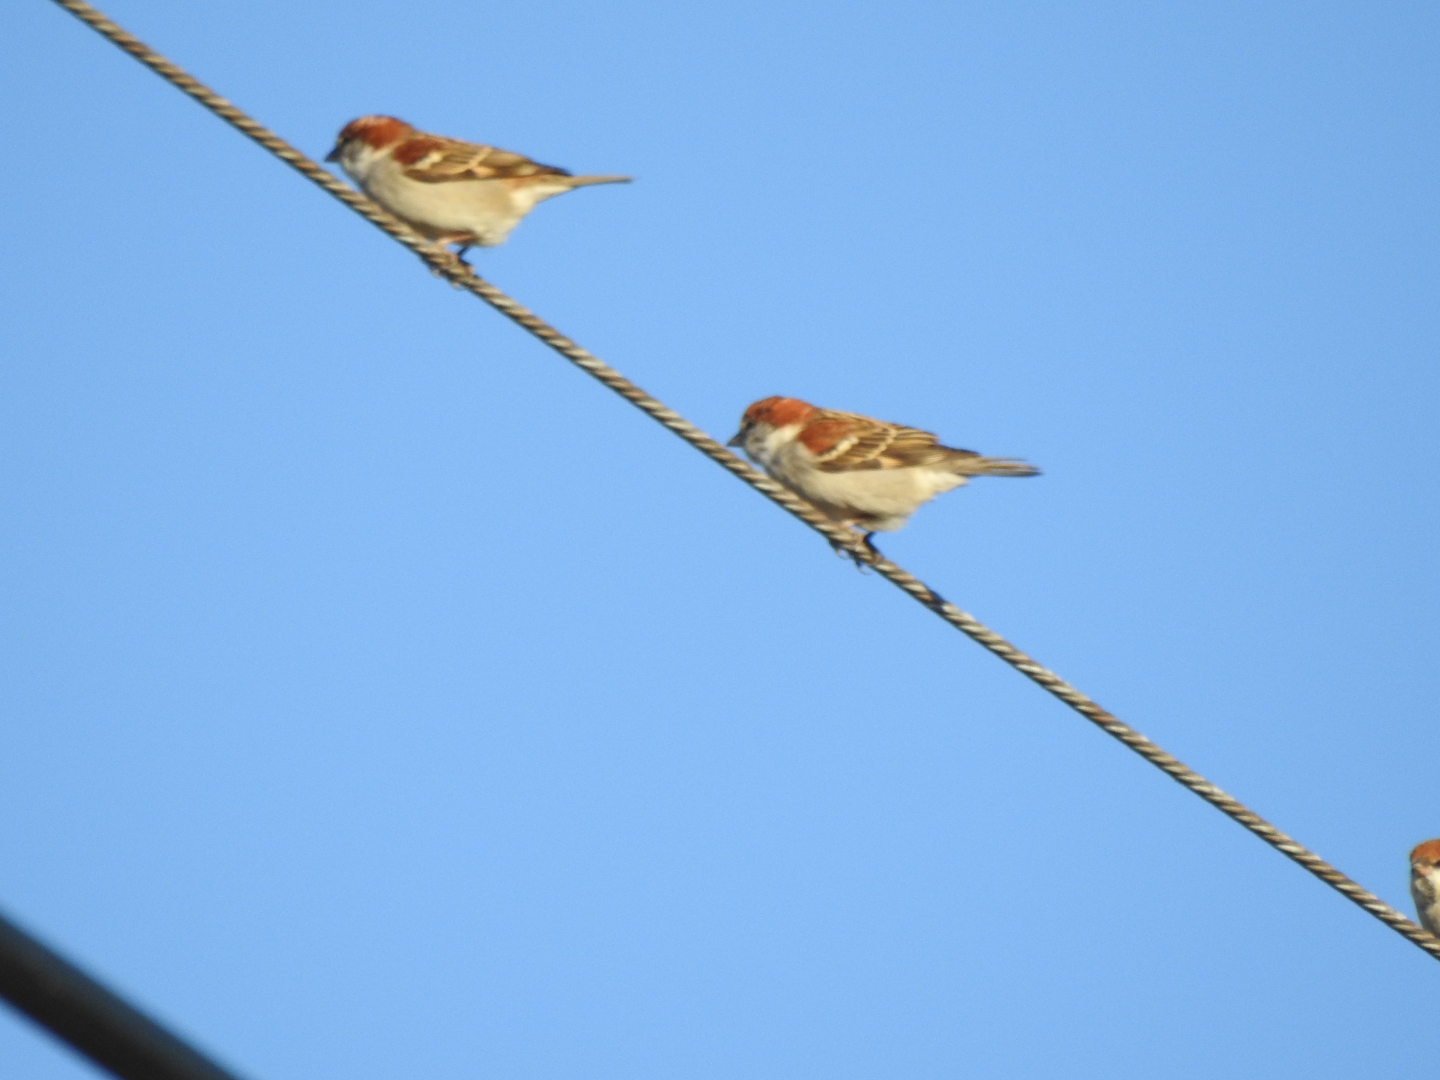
{"left": 397, "top": 136, "right": 571, "bottom": 183}
{"left": 809, "top": 410, "right": 980, "bottom": 472}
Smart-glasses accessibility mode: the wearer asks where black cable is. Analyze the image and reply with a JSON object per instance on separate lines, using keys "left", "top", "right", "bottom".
{"left": 0, "top": 908, "right": 249, "bottom": 1080}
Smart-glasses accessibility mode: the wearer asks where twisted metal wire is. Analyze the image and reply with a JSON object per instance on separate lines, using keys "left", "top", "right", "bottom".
{"left": 49, "top": 0, "right": 1440, "bottom": 963}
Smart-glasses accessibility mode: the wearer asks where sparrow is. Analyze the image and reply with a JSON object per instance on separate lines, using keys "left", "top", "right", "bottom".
{"left": 326, "top": 116, "right": 630, "bottom": 257}
{"left": 728, "top": 396, "right": 1038, "bottom": 554}
{"left": 1411, "top": 840, "right": 1440, "bottom": 936}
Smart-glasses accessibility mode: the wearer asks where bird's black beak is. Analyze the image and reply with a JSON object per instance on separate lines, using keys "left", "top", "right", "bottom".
{"left": 726, "top": 430, "right": 745, "bottom": 448}
{"left": 324, "top": 143, "right": 343, "bottom": 163}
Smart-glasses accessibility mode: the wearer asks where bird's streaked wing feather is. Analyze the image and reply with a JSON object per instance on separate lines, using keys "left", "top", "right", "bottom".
{"left": 398, "top": 137, "right": 571, "bottom": 183}
{"left": 810, "top": 410, "right": 979, "bottom": 471}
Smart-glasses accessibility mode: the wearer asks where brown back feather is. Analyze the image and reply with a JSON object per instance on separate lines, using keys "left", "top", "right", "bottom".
{"left": 397, "top": 137, "right": 571, "bottom": 183}
{"left": 809, "top": 410, "right": 980, "bottom": 471}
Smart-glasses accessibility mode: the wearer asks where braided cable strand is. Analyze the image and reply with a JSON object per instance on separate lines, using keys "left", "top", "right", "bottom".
{"left": 49, "top": 0, "right": 1440, "bottom": 963}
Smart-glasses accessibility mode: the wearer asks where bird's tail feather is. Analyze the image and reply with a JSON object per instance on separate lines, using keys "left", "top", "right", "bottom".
{"left": 567, "top": 174, "right": 633, "bottom": 187}
{"left": 960, "top": 456, "right": 1041, "bottom": 478}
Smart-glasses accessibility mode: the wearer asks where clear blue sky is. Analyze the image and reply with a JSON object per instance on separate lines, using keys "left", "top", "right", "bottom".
{"left": 3, "top": 1, "right": 1438, "bottom": 1077}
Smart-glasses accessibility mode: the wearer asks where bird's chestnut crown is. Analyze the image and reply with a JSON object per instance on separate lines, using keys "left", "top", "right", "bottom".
{"left": 1411, "top": 839, "right": 1440, "bottom": 866}
{"left": 739, "top": 396, "right": 817, "bottom": 430}
{"left": 336, "top": 115, "right": 415, "bottom": 150}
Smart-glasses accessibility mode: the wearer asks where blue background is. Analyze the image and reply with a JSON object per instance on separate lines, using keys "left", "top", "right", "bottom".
{"left": 3, "top": 1, "right": 1438, "bottom": 1077}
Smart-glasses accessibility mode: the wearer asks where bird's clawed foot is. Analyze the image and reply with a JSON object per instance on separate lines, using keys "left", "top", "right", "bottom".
{"left": 422, "top": 240, "right": 476, "bottom": 282}
{"left": 828, "top": 531, "right": 882, "bottom": 571}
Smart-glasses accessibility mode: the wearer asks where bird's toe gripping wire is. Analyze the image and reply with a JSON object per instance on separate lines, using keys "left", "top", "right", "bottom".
{"left": 827, "top": 530, "right": 881, "bottom": 571}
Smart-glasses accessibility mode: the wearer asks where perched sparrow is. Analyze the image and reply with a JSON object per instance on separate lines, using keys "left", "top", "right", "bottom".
{"left": 1411, "top": 840, "right": 1440, "bottom": 936}
{"left": 326, "top": 116, "right": 630, "bottom": 255}
{"left": 728, "top": 396, "right": 1038, "bottom": 551}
